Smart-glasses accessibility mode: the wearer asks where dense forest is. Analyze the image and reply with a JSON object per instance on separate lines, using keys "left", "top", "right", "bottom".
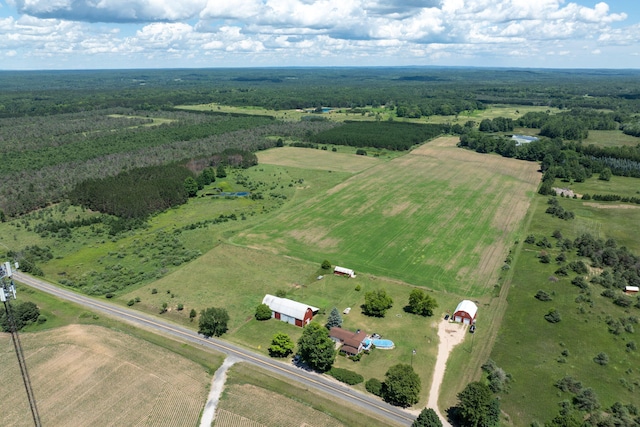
{"left": 2, "top": 67, "right": 640, "bottom": 219}
{"left": 310, "top": 121, "right": 444, "bottom": 150}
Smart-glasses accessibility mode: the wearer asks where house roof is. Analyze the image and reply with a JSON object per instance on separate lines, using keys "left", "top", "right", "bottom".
{"left": 262, "top": 294, "right": 319, "bottom": 320}
{"left": 626, "top": 286, "right": 640, "bottom": 292}
{"left": 454, "top": 300, "right": 478, "bottom": 318}
{"left": 329, "top": 327, "right": 367, "bottom": 350}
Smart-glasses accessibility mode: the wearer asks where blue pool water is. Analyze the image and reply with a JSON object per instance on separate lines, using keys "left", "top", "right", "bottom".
{"left": 216, "top": 192, "right": 249, "bottom": 197}
{"left": 364, "top": 339, "right": 395, "bottom": 349}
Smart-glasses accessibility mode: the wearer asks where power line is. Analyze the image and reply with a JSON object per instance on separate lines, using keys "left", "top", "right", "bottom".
{"left": 1, "top": 262, "right": 42, "bottom": 427}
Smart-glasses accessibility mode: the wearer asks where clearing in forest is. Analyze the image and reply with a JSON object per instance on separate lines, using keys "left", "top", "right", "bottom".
{"left": 257, "top": 146, "right": 381, "bottom": 173}
{"left": 1, "top": 325, "right": 209, "bottom": 427}
{"left": 236, "top": 136, "right": 540, "bottom": 296}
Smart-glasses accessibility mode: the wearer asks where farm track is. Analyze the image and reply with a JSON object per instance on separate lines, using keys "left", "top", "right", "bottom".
{"left": 12, "top": 271, "right": 413, "bottom": 427}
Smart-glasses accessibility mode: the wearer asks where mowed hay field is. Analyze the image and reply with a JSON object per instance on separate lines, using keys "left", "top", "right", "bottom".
{"left": 237, "top": 137, "right": 540, "bottom": 297}
{"left": 257, "top": 146, "right": 382, "bottom": 173}
{"left": 1, "top": 325, "right": 209, "bottom": 427}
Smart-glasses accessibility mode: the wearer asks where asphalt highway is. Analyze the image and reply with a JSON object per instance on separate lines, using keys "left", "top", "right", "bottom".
{"left": 13, "top": 271, "right": 415, "bottom": 426}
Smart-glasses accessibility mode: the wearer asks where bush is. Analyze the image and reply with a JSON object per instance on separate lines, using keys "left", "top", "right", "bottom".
{"left": 151, "top": 288, "right": 158, "bottom": 294}
{"left": 105, "top": 292, "right": 114, "bottom": 299}
{"left": 127, "top": 299, "right": 135, "bottom": 306}
{"left": 545, "top": 309, "right": 562, "bottom": 323}
{"left": 37, "top": 315, "right": 47, "bottom": 324}
{"left": 535, "top": 290, "right": 552, "bottom": 301}
{"left": 321, "top": 259, "right": 332, "bottom": 270}
{"left": 177, "top": 303, "right": 184, "bottom": 311}
{"left": 328, "top": 367, "right": 364, "bottom": 385}
{"left": 593, "top": 352, "right": 609, "bottom": 366}
{"left": 255, "top": 303, "right": 272, "bottom": 320}
{"left": 366, "top": 378, "right": 383, "bottom": 396}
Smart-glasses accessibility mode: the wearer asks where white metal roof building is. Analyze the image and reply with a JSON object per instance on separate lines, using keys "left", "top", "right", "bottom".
{"left": 262, "top": 294, "right": 320, "bottom": 327}
{"left": 334, "top": 266, "right": 356, "bottom": 278}
{"left": 453, "top": 300, "right": 478, "bottom": 325}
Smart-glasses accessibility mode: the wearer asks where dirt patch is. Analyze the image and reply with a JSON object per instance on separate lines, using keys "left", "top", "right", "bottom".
{"left": 1, "top": 325, "right": 209, "bottom": 427}
{"left": 427, "top": 320, "right": 467, "bottom": 426}
{"left": 582, "top": 202, "right": 640, "bottom": 209}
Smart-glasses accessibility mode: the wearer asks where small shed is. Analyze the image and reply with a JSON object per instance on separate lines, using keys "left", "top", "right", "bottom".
{"left": 329, "top": 327, "right": 367, "bottom": 356}
{"left": 626, "top": 286, "right": 639, "bottom": 295}
{"left": 262, "top": 294, "right": 319, "bottom": 327}
{"left": 334, "top": 266, "right": 356, "bottom": 278}
{"left": 453, "top": 300, "right": 478, "bottom": 325}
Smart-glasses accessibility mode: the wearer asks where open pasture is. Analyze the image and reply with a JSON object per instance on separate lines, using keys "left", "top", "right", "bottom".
{"left": 584, "top": 129, "right": 640, "bottom": 147}
{"left": 491, "top": 195, "right": 640, "bottom": 425}
{"left": 236, "top": 136, "right": 540, "bottom": 297}
{"left": 256, "top": 146, "right": 382, "bottom": 173}
{"left": 566, "top": 174, "right": 640, "bottom": 199}
{"left": 1, "top": 324, "right": 210, "bottom": 427}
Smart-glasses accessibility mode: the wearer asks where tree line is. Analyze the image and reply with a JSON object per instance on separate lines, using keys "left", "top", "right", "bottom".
{"left": 310, "top": 121, "right": 444, "bottom": 151}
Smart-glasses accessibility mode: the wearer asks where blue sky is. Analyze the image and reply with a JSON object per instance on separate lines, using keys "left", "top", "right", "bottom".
{"left": 0, "top": 0, "right": 639, "bottom": 70}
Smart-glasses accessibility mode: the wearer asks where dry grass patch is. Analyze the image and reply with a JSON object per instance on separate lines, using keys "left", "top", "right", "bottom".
{"left": 217, "top": 384, "right": 345, "bottom": 427}
{"left": 257, "top": 147, "right": 380, "bottom": 173}
{"left": 1, "top": 325, "right": 209, "bottom": 427}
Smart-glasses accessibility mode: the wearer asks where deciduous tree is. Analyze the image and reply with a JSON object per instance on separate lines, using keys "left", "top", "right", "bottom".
{"left": 407, "top": 289, "right": 438, "bottom": 316}
{"left": 412, "top": 408, "right": 442, "bottom": 427}
{"left": 198, "top": 307, "right": 229, "bottom": 337}
{"left": 296, "top": 322, "right": 336, "bottom": 372}
{"left": 456, "top": 381, "right": 500, "bottom": 427}
{"left": 362, "top": 289, "right": 393, "bottom": 317}
{"left": 382, "top": 364, "right": 421, "bottom": 407}
{"left": 269, "top": 332, "right": 295, "bottom": 357}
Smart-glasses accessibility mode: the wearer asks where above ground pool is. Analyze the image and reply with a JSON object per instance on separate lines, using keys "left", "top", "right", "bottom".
{"left": 364, "top": 338, "right": 395, "bottom": 349}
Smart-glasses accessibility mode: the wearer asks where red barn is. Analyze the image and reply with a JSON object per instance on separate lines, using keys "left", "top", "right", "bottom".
{"left": 453, "top": 300, "right": 478, "bottom": 325}
{"left": 262, "top": 294, "right": 319, "bottom": 327}
{"left": 334, "top": 266, "right": 356, "bottom": 278}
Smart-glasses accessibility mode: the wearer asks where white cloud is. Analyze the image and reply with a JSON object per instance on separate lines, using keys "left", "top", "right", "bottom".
{"left": 0, "top": 0, "right": 638, "bottom": 68}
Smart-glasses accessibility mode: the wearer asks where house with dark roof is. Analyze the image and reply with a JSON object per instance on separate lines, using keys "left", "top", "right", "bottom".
{"left": 329, "top": 327, "right": 367, "bottom": 356}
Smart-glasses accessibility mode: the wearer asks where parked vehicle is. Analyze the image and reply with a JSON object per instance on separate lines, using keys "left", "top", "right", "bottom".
{"left": 470, "top": 324, "right": 476, "bottom": 333}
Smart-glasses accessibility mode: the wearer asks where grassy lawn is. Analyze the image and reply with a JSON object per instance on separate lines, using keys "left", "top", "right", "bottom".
{"left": 584, "top": 130, "right": 640, "bottom": 147}
{"left": 490, "top": 194, "right": 640, "bottom": 425}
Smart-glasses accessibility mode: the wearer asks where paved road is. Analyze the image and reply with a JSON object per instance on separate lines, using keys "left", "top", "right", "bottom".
{"left": 14, "top": 271, "right": 415, "bottom": 426}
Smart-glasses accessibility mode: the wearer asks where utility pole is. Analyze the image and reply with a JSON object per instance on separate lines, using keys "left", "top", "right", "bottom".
{"left": 1, "top": 262, "right": 42, "bottom": 427}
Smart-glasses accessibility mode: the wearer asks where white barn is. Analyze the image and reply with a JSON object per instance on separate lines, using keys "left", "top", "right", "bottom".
{"left": 334, "top": 266, "right": 356, "bottom": 278}
{"left": 453, "top": 300, "right": 478, "bottom": 325}
{"left": 262, "top": 294, "right": 319, "bottom": 327}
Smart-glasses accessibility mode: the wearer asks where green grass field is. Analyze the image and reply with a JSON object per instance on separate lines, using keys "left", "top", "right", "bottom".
{"left": 490, "top": 195, "right": 640, "bottom": 425}
{"left": 234, "top": 141, "right": 540, "bottom": 297}
{"left": 563, "top": 174, "right": 640, "bottom": 199}
{"left": 584, "top": 130, "right": 640, "bottom": 147}
{"left": 178, "top": 103, "right": 563, "bottom": 128}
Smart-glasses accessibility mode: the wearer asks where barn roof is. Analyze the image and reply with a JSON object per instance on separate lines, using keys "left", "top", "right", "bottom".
{"left": 454, "top": 300, "right": 478, "bottom": 318}
{"left": 262, "top": 294, "right": 319, "bottom": 320}
{"left": 334, "top": 266, "right": 356, "bottom": 277}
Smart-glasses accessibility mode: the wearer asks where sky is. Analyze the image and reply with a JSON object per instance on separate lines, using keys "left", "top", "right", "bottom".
{"left": 0, "top": 0, "right": 639, "bottom": 70}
